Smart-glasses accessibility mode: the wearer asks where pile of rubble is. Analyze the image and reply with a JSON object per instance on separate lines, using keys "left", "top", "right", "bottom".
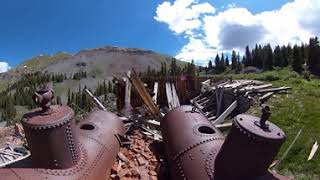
{"left": 192, "top": 79, "right": 291, "bottom": 125}
{"left": 109, "top": 129, "right": 167, "bottom": 180}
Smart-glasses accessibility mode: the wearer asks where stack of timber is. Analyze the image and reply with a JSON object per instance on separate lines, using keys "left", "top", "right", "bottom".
{"left": 192, "top": 79, "right": 291, "bottom": 126}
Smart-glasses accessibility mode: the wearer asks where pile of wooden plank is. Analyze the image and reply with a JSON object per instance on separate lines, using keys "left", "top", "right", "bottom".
{"left": 0, "top": 144, "right": 30, "bottom": 167}
{"left": 192, "top": 79, "right": 291, "bottom": 126}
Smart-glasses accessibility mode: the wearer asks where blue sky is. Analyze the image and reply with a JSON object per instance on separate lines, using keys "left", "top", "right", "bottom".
{"left": 1, "top": 0, "right": 319, "bottom": 72}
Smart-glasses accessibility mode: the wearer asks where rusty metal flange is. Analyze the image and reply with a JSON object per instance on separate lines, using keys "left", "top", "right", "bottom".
{"left": 22, "top": 105, "right": 74, "bottom": 130}
{"left": 234, "top": 114, "right": 285, "bottom": 142}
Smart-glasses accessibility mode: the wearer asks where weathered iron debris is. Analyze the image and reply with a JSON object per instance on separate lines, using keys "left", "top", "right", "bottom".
{"left": 0, "top": 88, "right": 125, "bottom": 180}
{"left": 0, "top": 73, "right": 294, "bottom": 180}
{"left": 110, "top": 72, "right": 293, "bottom": 180}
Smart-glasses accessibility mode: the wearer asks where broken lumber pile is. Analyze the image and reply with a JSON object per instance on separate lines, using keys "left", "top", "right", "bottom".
{"left": 192, "top": 79, "right": 291, "bottom": 126}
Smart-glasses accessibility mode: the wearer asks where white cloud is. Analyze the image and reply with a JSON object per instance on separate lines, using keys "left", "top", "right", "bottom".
{"left": 154, "top": 0, "right": 320, "bottom": 64}
{"left": 154, "top": 0, "right": 215, "bottom": 34}
{"left": 0, "top": 62, "right": 10, "bottom": 73}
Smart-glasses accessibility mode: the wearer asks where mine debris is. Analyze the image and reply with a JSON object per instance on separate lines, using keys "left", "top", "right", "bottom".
{"left": 109, "top": 130, "right": 167, "bottom": 180}
{"left": 128, "top": 70, "right": 162, "bottom": 120}
{"left": 0, "top": 144, "right": 30, "bottom": 168}
{"left": 0, "top": 88, "right": 125, "bottom": 180}
{"left": 191, "top": 79, "right": 291, "bottom": 126}
{"left": 307, "top": 141, "right": 319, "bottom": 161}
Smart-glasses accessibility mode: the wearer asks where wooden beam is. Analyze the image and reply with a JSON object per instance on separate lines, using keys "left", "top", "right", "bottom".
{"left": 212, "top": 100, "right": 237, "bottom": 125}
{"left": 215, "top": 122, "right": 232, "bottom": 129}
{"left": 153, "top": 82, "right": 158, "bottom": 104}
{"left": 124, "top": 71, "right": 132, "bottom": 105}
{"left": 308, "top": 141, "right": 319, "bottom": 161}
{"left": 257, "top": 87, "right": 291, "bottom": 93}
{"left": 128, "top": 70, "right": 162, "bottom": 119}
{"left": 259, "top": 92, "right": 274, "bottom": 103}
{"left": 166, "top": 82, "right": 174, "bottom": 110}
{"left": 273, "top": 129, "right": 302, "bottom": 170}
{"left": 171, "top": 83, "right": 180, "bottom": 107}
{"left": 84, "top": 88, "right": 106, "bottom": 111}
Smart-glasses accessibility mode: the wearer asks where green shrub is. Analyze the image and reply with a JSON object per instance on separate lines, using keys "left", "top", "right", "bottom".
{"left": 302, "top": 71, "right": 311, "bottom": 81}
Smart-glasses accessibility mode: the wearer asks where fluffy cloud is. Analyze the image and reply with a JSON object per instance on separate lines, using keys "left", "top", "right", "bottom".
{"left": 154, "top": 0, "right": 320, "bottom": 64}
{"left": 154, "top": 0, "right": 215, "bottom": 34}
{"left": 0, "top": 62, "right": 10, "bottom": 73}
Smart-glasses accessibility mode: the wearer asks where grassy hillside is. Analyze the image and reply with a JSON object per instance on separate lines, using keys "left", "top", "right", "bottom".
{"left": 207, "top": 68, "right": 320, "bottom": 180}
{"left": 17, "top": 52, "right": 72, "bottom": 71}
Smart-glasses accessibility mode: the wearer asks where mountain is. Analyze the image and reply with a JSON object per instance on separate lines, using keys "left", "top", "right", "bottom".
{"left": 0, "top": 46, "right": 186, "bottom": 99}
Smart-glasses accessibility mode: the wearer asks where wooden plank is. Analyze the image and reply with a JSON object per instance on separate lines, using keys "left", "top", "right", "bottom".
{"left": 128, "top": 70, "right": 162, "bottom": 119}
{"left": 273, "top": 129, "right": 302, "bottom": 170}
{"left": 308, "top": 141, "right": 319, "bottom": 161}
{"left": 215, "top": 122, "right": 232, "bottom": 129}
{"left": 84, "top": 88, "right": 107, "bottom": 111}
{"left": 212, "top": 100, "right": 237, "bottom": 125}
{"left": 257, "top": 87, "right": 291, "bottom": 93}
{"left": 259, "top": 92, "right": 274, "bottom": 103}
{"left": 124, "top": 71, "right": 132, "bottom": 105}
{"left": 171, "top": 83, "right": 180, "bottom": 107}
{"left": 193, "top": 101, "right": 205, "bottom": 116}
{"left": 241, "top": 84, "right": 273, "bottom": 92}
{"left": 216, "top": 87, "right": 224, "bottom": 116}
{"left": 166, "top": 82, "right": 174, "bottom": 110}
{"left": 153, "top": 82, "right": 158, "bottom": 104}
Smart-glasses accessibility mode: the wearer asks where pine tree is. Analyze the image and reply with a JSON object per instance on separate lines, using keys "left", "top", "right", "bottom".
{"left": 307, "top": 37, "right": 320, "bottom": 75}
{"left": 292, "top": 45, "right": 303, "bottom": 73}
{"left": 245, "top": 46, "right": 252, "bottom": 66}
{"left": 215, "top": 54, "right": 221, "bottom": 72}
{"left": 231, "top": 50, "right": 237, "bottom": 70}
{"left": 225, "top": 56, "right": 230, "bottom": 67}
{"left": 273, "top": 45, "right": 282, "bottom": 67}
{"left": 208, "top": 60, "right": 213, "bottom": 70}
{"left": 264, "top": 44, "right": 274, "bottom": 70}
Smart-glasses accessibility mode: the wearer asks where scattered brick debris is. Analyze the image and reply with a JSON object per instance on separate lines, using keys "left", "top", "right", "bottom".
{"left": 109, "top": 129, "right": 168, "bottom": 180}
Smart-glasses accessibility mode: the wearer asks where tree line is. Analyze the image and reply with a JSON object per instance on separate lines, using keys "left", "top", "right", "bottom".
{"left": 145, "top": 58, "right": 197, "bottom": 77}
{"left": 206, "top": 36, "right": 320, "bottom": 75}
{"left": 0, "top": 70, "right": 91, "bottom": 124}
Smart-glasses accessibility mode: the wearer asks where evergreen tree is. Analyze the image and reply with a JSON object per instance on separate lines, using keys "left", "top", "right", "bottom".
{"left": 307, "top": 37, "right": 320, "bottom": 75}
{"left": 208, "top": 60, "right": 213, "bottom": 70}
{"left": 273, "top": 45, "right": 282, "bottom": 67}
{"left": 292, "top": 45, "right": 303, "bottom": 73}
{"left": 225, "top": 56, "right": 230, "bottom": 67}
{"left": 215, "top": 54, "right": 221, "bottom": 72}
{"left": 264, "top": 44, "right": 274, "bottom": 70}
{"left": 245, "top": 46, "right": 252, "bottom": 66}
{"left": 231, "top": 50, "right": 237, "bottom": 70}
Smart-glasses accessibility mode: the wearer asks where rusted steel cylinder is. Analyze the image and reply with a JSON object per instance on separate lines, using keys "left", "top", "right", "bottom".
{"left": 214, "top": 114, "right": 286, "bottom": 180}
{"left": 161, "top": 106, "right": 225, "bottom": 180}
{"left": 22, "top": 105, "right": 78, "bottom": 169}
{"left": 1, "top": 110, "right": 125, "bottom": 180}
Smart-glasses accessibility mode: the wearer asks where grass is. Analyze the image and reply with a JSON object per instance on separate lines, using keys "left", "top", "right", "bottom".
{"left": 210, "top": 68, "right": 320, "bottom": 179}
{"left": 17, "top": 52, "right": 72, "bottom": 71}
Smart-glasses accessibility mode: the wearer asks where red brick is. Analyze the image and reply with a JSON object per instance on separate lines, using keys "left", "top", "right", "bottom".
{"left": 137, "top": 157, "right": 146, "bottom": 166}
{"left": 149, "top": 170, "right": 157, "bottom": 176}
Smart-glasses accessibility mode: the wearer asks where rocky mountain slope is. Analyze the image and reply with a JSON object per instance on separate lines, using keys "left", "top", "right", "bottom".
{"left": 0, "top": 46, "right": 185, "bottom": 99}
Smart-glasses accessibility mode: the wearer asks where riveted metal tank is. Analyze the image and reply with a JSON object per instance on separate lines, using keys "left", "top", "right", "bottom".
{"left": 161, "top": 105, "right": 290, "bottom": 180}
{"left": 161, "top": 105, "right": 225, "bottom": 180}
{"left": 214, "top": 113, "right": 286, "bottom": 180}
{"left": 0, "top": 88, "right": 125, "bottom": 180}
{"left": 22, "top": 105, "right": 78, "bottom": 169}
